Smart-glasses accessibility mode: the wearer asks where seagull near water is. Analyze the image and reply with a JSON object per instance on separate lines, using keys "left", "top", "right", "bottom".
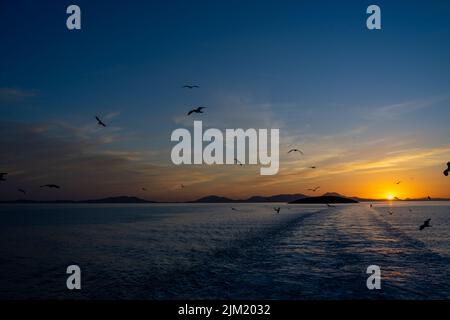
{"left": 388, "top": 210, "right": 394, "bottom": 215}
{"left": 444, "top": 162, "right": 450, "bottom": 176}
{"left": 231, "top": 207, "right": 238, "bottom": 211}
{"left": 274, "top": 207, "right": 281, "bottom": 214}
{"left": 326, "top": 204, "right": 336, "bottom": 208}
{"left": 95, "top": 116, "right": 107, "bottom": 127}
{"left": 0, "top": 173, "right": 7, "bottom": 181}
{"left": 419, "top": 218, "right": 431, "bottom": 231}
{"left": 187, "top": 107, "right": 206, "bottom": 116}
{"left": 234, "top": 158, "right": 243, "bottom": 166}
{"left": 40, "top": 184, "right": 60, "bottom": 189}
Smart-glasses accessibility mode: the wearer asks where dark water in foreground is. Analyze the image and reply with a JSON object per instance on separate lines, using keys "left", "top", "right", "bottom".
{"left": 0, "top": 202, "right": 449, "bottom": 299}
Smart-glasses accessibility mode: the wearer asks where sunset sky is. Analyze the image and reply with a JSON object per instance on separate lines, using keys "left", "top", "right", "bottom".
{"left": 1, "top": 0, "right": 450, "bottom": 201}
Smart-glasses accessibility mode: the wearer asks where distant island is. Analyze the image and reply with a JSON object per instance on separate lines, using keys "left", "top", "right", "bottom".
{"left": 289, "top": 195, "right": 358, "bottom": 204}
{"left": 1, "top": 193, "right": 449, "bottom": 204}
{"left": 193, "top": 194, "right": 308, "bottom": 203}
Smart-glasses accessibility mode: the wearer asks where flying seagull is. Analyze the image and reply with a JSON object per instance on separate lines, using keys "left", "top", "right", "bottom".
{"left": 427, "top": 196, "right": 432, "bottom": 201}
{"left": 308, "top": 186, "right": 320, "bottom": 192}
{"left": 309, "top": 166, "right": 317, "bottom": 169}
{"left": 182, "top": 85, "right": 199, "bottom": 89}
{"left": 18, "top": 189, "right": 26, "bottom": 195}
{"left": 234, "top": 158, "right": 243, "bottom": 166}
{"left": 95, "top": 116, "right": 106, "bottom": 127}
{"left": 419, "top": 218, "right": 431, "bottom": 231}
{"left": 274, "top": 207, "right": 281, "bottom": 214}
{"left": 40, "top": 184, "right": 60, "bottom": 189}
{"left": 388, "top": 210, "right": 394, "bottom": 215}
{"left": 0, "top": 172, "right": 7, "bottom": 181}
{"left": 231, "top": 207, "right": 238, "bottom": 211}
{"left": 326, "top": 204, "right": 336, "bottom": 208}
{"left": 288, "top": 148, "right": 304, "bottom": 155}
{"left": 396, "top": 181, "right": 402, "bottom": 185}
{"left": 187, "top": 107, "right": 206, "bottom": 116}
{"left": 444, "top": 162, "right": 450, "bottom": 176}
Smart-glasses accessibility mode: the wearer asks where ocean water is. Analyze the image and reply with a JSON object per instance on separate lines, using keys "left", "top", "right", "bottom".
{"left": 0, "top": 202, "right": 449, "bottom": 299}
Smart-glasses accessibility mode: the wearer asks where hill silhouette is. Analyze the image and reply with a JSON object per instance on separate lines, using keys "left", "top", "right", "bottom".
{"left": 290, "top": 195, "right": 358, "bottom": 204}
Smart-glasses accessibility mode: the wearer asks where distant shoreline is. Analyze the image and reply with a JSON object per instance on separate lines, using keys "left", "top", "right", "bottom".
{"left": 1, "top": 194, "right": 449, "bottom": 204}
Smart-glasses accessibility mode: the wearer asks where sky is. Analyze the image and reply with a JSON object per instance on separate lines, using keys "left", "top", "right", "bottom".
{"left": 1, "top": 0, "right": 450, "bottom": 201}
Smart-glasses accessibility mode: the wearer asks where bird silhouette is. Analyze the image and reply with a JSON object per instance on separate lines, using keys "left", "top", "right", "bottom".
{"left": 419, "top": 218, "right": 431, "bottom": 231}
{"left": 0, "top": 173, "right": 7, "bottom": 181}
{"left": 288, "top": 148, "right": 304, "bottom": 155}
{"left": 396, "top": 181, "right": 402, "bottom": 185}
{"left": 427, "top": 196, "right": 432, "bottom": 201}
{"left": 444, "top": 162, "right": 450, "bottom": 176}
{"left": 187, "top": 107, "right": 206, "bottom": 116}
{"left": 40, "top": 184, "right": 60, "bottom": 189}
{"left": 231, "top": 207, "right": 238, "bottom": 211}
{"left": 234, "top": 158, "right": 243, "bottom": 166}
{"left": 388, "top": 210, "right": 394, "bottom": 215}
{"left": 309, "top": 166, "right": 317, "bottom": 169}
{"left": 274, "top": 207, "right": 280, "bottom": 214}
{"left": 95, "top": 116, "right": 106, "bottom": 127}
{"left": 308, "top": 186, "right": 320, "bottom": 192}
{"left": 182, "top": 85, "right": 199, "bottom": 89}
{"left": 18, "top": 189, "right": 26, "bottom": 195}
{"left": 326, "top": 204, "right": 336, "bottom": 208}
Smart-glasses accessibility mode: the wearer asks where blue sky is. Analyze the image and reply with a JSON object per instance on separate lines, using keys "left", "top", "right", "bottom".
{"left": 1, "top": 0, "right": 450, "bottom": 200}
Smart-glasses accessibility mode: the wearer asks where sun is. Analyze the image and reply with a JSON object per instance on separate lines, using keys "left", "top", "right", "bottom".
{"left": 387, "top": 195, "right": 394, "bottom": 200}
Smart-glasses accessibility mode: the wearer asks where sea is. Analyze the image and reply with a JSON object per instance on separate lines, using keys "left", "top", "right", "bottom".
{"left": 0, "top": 202, "right": 449, "bottom": 299}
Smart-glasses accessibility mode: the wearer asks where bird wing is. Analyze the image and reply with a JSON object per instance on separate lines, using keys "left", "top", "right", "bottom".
{"left": 187, "top": 110, "right": 194, "bottom": 115}
{"left": 96, "top": 116, "right": 106, "bottom": 126}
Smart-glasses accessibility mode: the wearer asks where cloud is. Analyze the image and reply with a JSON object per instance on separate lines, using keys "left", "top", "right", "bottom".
{"left": 0, "top": 87, "right": 37, "bottom": 103}
{"left": 0, "top": 121, "right": 157, "bottom": 199}
{"left": 367, "top": 95, "right": 448, "bottom": 120}
{"left": 0, "top": 120, "right": 238, "bottom": 201}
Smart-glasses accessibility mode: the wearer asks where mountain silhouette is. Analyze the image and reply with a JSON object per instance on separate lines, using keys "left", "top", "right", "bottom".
{"left": 290, "top": 195, "right": 358, "bottom": 204}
